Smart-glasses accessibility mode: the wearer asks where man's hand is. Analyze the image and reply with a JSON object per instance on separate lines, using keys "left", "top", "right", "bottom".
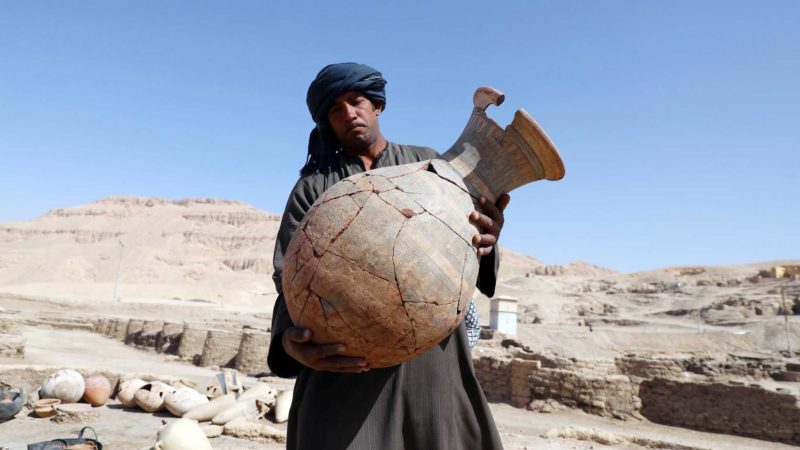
{"left": 282, "top": 327, "right": 369, "bottom": 373}
{"left": 469, "top": 194, "right": 511, "bottom": 256}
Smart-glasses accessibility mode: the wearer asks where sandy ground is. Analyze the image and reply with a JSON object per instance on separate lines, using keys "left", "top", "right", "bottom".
{"left": 1, "top": 303, "right": 796, "bottom": 450}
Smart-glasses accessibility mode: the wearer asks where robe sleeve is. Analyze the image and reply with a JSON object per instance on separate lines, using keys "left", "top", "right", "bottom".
{"left": 475, "top": 247, "right": 499, "bottom": 298}
{"left": 268, "top": 176, "right": 321, "bottom": 378}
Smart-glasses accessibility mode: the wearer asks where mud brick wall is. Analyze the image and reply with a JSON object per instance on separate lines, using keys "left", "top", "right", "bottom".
{"left": 511, "top": 359, "right": 542, "bottom": 407}
{"left": 177, "top": 324, "right": 208, "bottom": 361}
{"left": 473, "top": 355, "right": 512, "bottom": 401}
{"left": 234, "top": 328, "right": 270, "bottom": 375}
{"left": 124, "top": 319, "right": 144, "bottom": 344}
{"left": 156, "top": 322, "right": 183, "bottom": 354}
{"left": 615, "top": 356, "right": 683, "bottom": 380}
{"left": 136, "top": 320, "right": 165, "bottom": 347}
{"left": 199, "top": 329, "right": 243, "bottom": 368}
{"left": 528, "top": 368, "right": 640, "bottom": 418}
{"left": 640, "top": 379, "right": 800, "bottom": 445}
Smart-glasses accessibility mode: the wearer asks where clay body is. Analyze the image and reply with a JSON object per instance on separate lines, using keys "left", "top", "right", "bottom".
{"left": 40, "top": 369, "right": 85, "bottom": 403}
{"left": 0, "top": 388, "right": 24, "bottom": 422}
{"left": 134, "top": 382, "right": 176, "bottom": 412}
{"left": 117, "top": 378, "right": 147, "bottom": 407}
{"left": 83, "top": 374, "right": 112, "bottom": 406}
{"left": 283, "top": 87, "right": 565, "bottom": 367}
{"left": 165, "top": 387, "right": 209, "bottom": 417}
{"left": 155, "top": 418, "right": 213, "bottom": 450}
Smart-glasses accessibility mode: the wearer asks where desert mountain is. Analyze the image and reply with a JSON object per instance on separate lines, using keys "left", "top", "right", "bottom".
{"left": 0, "top": 196, "right": 593, "bottom": 308}
{"left": 0, "top": 196, "right": 282, "bottom": 306}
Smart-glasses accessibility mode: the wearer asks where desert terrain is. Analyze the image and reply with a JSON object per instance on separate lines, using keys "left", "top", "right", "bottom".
{"left": 1, "top": 196, "right": 798, "bottom": 449}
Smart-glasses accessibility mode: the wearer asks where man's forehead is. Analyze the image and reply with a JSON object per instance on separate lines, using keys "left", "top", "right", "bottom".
{"left": 334, "top": 90, "right": 368, "bottom": 102}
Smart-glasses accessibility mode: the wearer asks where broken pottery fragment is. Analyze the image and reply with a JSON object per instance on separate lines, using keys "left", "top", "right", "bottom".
{"left": 117, "top": 378, "right": 147, "bottom": 407}
{"left": 165, "top": 387, "right": 209, "bottom": 417}
{"left": 211, "top": 397, "right": 271, "bottom": 425}
{"left": 40, "top": 369, "right": 85, "bottom": 403}
{"left": 283, "top": 87, "right": 565, "bottom": 367}
{"left": 155, "top": 418, "right": 213, "bottom": 450}
{"left": 233, "top": 382, "right": 277, "bottom": 405}
{"left": 134, "top": 381, "right": 177, "bottom": 413}
{"left": 183, "top": 393, "right": 236, "bottom": 422}
{"left": 83, "top": 374, "right": 112, "bottom": 406}
{"left": 197, "top": 369, "right": 242, "bottom": 399}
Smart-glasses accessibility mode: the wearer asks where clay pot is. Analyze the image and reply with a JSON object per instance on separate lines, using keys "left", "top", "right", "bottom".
{"left": 134, "top": 382, "right": 176, "bottom": 413}
{"left": 83, "top": 374, "right": 112, "bottom": 406}
{"left": 211, "top": 397, "right": 271, "bottom": 425}
{"left": 34, "top": 398, "right": 61, "bottom": 418}
{"left": 183, "top": 393, "right": 236, "bottom": 422}
{"left": 164, "top": 387, "right": 209, "bottom": 417}
{"left": 155, "top": 418, "right": 213, "bottom": 450}
{"left": 41, "top": 369, "right": 85, "bottom": 403}
{"left": 273, "top": 390, "right": 293, "bottom": 424}
{"left": 283, "top": 87, "right": 565, "bottom": 367}
{"left": 0, "top": 387, "right": 24, "bottom": 422}
{"left": 210, "top": 382, "right": 276, "bottom": 425}
{"left": 117, "top": 378, "right": 147, "bottom": 407}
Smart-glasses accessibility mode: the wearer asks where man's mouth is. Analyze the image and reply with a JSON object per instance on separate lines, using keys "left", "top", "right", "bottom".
{"left": 347, "top": 124, "right": 366, "bottom": 134}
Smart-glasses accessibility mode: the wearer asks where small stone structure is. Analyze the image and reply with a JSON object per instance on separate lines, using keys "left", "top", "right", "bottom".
{"left": 124, "top": 319, "right": 144, "bottom": 345}
{"left": 472, "top": 336, "right": 800, "bottom": 445}
{"left": 111, "top": 319, "right": 127, "bottom": 340}
{"left": 489, "top": 296, "right": 518, "bottom": 337}
{"left": 177, "top": 324, "right": 208, "bottom": 362}
{"left": 136, "top": 320, "right": 164, "bottom": 347}
{"left": 102, "top": 319, "right": 115, "bottom": 337}
{"left": 93, "top": 318, "right": 107, "bottom": 333}
{"left": 199, "top": 330, "right": 243, "bottom": 368}
{"left": 156, "top": 322, "right": 183, "bottom": 354}
{"left": 234, "top": 328, "right": 270, "bottom": 375}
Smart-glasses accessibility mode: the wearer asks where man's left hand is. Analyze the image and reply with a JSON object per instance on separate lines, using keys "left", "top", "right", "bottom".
{"left": 470, "top": 194, "right": 510, "bottom": 256}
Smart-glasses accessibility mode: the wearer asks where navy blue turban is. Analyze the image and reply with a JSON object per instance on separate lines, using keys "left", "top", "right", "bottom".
{"left": 301, "top": 63, "right": 387, "bottom": 175}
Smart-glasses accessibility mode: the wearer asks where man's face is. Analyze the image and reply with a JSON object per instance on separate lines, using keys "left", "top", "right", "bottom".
{"left": 327, "top": 91, "right": 382, "bottom": 153}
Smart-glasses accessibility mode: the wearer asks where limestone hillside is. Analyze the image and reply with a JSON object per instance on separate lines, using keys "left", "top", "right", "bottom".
{"left": 0, "top": 196, "right": 589, "bottom": 307}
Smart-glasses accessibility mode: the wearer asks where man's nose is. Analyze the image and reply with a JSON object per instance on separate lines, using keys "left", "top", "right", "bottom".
{"left": 342, "top": 103, "right": 358, "bottom": 120}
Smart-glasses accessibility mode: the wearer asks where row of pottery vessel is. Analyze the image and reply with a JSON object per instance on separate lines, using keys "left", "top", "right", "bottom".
{"left": 39, "top": 369, "right": 112, "bottom": 406}
{"left": 117, "top": 371, "right": 292, "bottom": 450}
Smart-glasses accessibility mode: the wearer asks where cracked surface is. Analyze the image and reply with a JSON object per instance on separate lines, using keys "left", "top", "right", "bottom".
{"left": 282, "top": 160, "right": 481, "bottom": 367}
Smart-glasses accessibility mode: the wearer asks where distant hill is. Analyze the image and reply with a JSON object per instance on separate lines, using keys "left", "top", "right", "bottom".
{"left": 0, "top": 196, "right": 598, "bottom": 307}
{"left": 0, "top": 196, "right": 280, "bottom": 306}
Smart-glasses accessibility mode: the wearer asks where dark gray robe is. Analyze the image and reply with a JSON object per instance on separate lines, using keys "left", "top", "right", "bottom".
{"left": 269, "top": 142, "right": 503, "bottom": 450}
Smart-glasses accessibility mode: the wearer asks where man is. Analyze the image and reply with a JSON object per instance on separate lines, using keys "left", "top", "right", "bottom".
{"left": 268, "top": 62, "right": 509, "bottom": 449}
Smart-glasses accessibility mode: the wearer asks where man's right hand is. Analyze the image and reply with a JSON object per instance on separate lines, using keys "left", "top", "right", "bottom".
{"left": 282, "top": 327, "right": 369, "bottom": 373}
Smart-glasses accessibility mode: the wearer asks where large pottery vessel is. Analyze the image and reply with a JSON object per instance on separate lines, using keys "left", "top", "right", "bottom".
{"left": 283, "top": 87, "right": 565, "bottom": 367}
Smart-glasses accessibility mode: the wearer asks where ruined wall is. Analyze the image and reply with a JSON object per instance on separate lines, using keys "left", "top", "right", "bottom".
{"left": 528, "top": 368, "right": 640, "bottom": 418}
{"left": 473, "top": 354, "right": 640, "bottom": 419}
{"left": 615, "top": 355, "right": 683, "bottom": 381}
{"left": 640, "top": 378, "right": 800, "bottom": 445}
{"left": 472, "top": 355, "right": 512, "bottom": 401}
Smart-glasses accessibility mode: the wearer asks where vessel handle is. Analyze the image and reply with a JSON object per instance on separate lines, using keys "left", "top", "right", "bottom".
{"left": 473, "top": 87, "right": 505, "bottom": 111}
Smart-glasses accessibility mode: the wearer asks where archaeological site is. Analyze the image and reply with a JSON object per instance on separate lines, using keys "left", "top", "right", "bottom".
{"left": 1, "top": 196, "right": 798, "bottom": 449}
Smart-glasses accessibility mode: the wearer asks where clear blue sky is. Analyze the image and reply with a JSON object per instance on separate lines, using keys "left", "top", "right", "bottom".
{"left": 1, "top": 1, "right": 797, "bottom": 272}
